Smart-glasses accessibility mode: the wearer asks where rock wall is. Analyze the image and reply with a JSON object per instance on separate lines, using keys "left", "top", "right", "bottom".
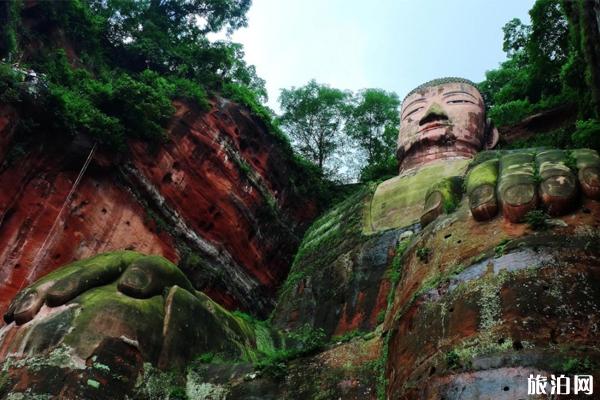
{"left": 384, "top": 197, "right": 600, "bottom": 399}
{"left": 0, "top": 97, "right": 318, "bottom": 317}
{"left": 272, "top": 185, "right": 402, "bottom": 337}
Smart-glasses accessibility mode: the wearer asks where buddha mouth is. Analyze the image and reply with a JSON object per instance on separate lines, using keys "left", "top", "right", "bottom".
{"left": 419, "top": 122, "right": 452, "bottom": 133}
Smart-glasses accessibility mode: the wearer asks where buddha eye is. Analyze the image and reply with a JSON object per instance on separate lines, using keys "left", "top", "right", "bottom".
{"left": 447, "top": 99, "right": 474, "bottom": 105}
{"left": 403, "top": 107, "right": 423, "bottom": 120}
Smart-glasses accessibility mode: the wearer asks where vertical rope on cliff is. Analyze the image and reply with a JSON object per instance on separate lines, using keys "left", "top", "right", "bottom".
{"left": 19, "top": 143, "right": 97, "bottom": 290}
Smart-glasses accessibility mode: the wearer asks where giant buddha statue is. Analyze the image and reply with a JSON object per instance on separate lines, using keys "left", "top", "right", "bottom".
{"left": 367, "top": 77, "right": 599, "bottom": 232}
{"left": 1, "top": 78, "right": 600, "bottom": 399}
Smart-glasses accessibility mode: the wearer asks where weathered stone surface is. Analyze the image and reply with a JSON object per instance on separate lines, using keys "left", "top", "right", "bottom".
{"left": 272, "top": 186, "right": 400, "bottom": 337}
{"left": 370, "top": 78, "right": 499, "bottom": 233}
{"left": 498, "top": 151, "right": 538, "bottom": 222}
{"left": 384, "top": 198, "right": 600, "bottom": 399}
{"left": 397, "top": 79, "right": 498, "bottom": 173}
{"left": 367, "top": 159, "right": 470, "bottom": 232}
{"left": 0, "top": 251, "right": 281, "bottom": 398}
{"left": 536, "top": 149, "right": 577, "bottom": 215}
{"left": 573, "top": 148, "right": 600, "bottom": 200}
{"left": 0, "top": 97, "right": 318, "bottom": 317}
{"left": 466, "top": 158, "right": 499, "bottom": 221}
{"left": 420, "top": 176, "right": 463, "bottom": 227}
{"left": 147, "top": 334, "right": 381, "bottom": 400}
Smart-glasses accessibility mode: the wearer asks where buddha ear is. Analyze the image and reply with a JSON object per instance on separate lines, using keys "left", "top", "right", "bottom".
{"left": 484, "top": 118, "right": 499, "bottom": 149}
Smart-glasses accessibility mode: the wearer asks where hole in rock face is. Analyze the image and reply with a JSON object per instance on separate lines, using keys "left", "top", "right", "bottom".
{"left": 503, "top": 386, "right": 509, "bottom": 391}
{"left": 513, "top": 340, "right": 523, "bottom": 351}
{"left": 448, "top": 307, "right": 454, "bottom": 313}
{"left": 14, "top": 263, "right": 20, "bottom": 269}
{"left": 444, "top": 234, "right": 452, "bottom": 239}
{"left": 125, "top": 221, "right": 130, "bottom": 226}
{"left": 162, "top": 172, "right": 173, "bottom": 183}
{"left": 101, "top": 208, "right": 107, "bottom": 214}
{"left": 429, "top": 366, "right": 436, "bottom": 376}
{"left": 52, "top": 253, "right": 61, "bottom": 260}
{"left": 457, "top": 240, "right": 462, "bottom": 244}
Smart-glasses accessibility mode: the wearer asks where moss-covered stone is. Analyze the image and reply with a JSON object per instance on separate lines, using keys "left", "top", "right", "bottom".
{"left": 118, "top": 255, "right": 194, "bottom": 298}
{"left": 272, "top": 185, "right": 402, "bottom": 337}
{"left": 572, "top": 148, "right": 600, "bottom": 199}
{"left": 0, "top": 249, "right": 287, "bottom": 399}
{"left": 466, "top": 159, "right": 499, "bottom": 196}
{"left": 368, "top": 158, "right": 470, "bottom": 232}
{"left": 421, "top": 176, "right": 463, "bottom": 226}
{"left": 536, "top": 149, "right": 577, "bottom": 215}
{"left": 498, "top": 151, "right": 537, "bottom": 222}
{"left": 466, "top": 158, "right": 499, "bottom": 221}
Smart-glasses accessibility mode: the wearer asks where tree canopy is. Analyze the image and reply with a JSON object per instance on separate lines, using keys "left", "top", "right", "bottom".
{"left": 278, "top": 80, "right": 350, "bottom": 174}
{"left": 478, "top": 0, "right": 600, "bottom": 151}
{"left": 346, "top": 89, "right": 399, "bottom": 181}
{"left": 0, "top": 0, "right": 267, "bottom": 150}
{"left": 278, "top": 82, "right": 400, "bottom": 182}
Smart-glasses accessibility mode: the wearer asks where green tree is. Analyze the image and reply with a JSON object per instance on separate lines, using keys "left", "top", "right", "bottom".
{"left": 87, "top": 0, "right": 250, "bottom": 78}
{"left": 502, "top": 18, "right": 530, "bottom": 57}
{"left": 480, "top": 0, "right": 572, "bottom": 126}
{"left": 345, "top": 89, "right": 399, "bottom": 181}
{"left": 278, "top": 80, "right": 350, "bottom": 173}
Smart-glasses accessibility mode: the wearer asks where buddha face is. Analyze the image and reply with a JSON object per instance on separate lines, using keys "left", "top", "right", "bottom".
{"left": 397, "top": 81, "right": 498, "bottom": 172}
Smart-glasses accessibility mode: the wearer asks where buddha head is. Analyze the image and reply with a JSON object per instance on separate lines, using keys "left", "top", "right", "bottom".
{"left": 397, "top": 78, "right": 499, "bottom": 172}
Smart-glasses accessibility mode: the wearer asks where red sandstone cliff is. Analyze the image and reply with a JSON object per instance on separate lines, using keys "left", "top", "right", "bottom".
{"left": 0, "top": 98, "right": 318, "bottom": 317}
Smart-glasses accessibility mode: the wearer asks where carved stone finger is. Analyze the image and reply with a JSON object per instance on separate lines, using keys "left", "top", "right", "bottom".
{"left": 536, "top": 149, "right": 577, "bottom": 216}
{"left": 117, "top": 256, "right": 194, "bottom": 298}
{"left": 572, "top": 148, "right": 600, "bottom": 199}
{"left": 420, "top": 176, "right": 463, "bottom": 227}
{"left": 466, "top": 159, "right": 499, "bottom": 221}
{"left": 9, "top": 281, "right": 53, "bottom": 325}
{"left": 45, "top": 261, "right": 125, "bottom": 307}
{"left": 498, "top": 152, "right": 537, "bottom": 223}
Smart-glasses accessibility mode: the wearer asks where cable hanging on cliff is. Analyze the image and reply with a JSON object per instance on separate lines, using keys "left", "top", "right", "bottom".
{"left": 20, "top": 142, "right": 98, "bottom": 290}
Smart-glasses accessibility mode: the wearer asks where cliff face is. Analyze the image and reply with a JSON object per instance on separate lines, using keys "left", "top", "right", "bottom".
{"left": 383, "top": 198, "right": 600, "bottom": 399}
{"left": 272, "top": 185, "right": 398, "bottom": 337}
{"left": 0, "top": 97, "right": 317, "bottom": 317}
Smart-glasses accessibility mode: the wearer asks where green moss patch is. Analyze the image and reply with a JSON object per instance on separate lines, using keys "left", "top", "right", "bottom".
{"left": 466, "top": 159, "right": 499, "bottom": 196}
{"left": 368, "top": 159, "right": 470, "bottom": 232}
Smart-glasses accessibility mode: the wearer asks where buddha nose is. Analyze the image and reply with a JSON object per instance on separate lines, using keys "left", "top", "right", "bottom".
{"left": 419, "top": 102, "right": 449, "bottom": 126}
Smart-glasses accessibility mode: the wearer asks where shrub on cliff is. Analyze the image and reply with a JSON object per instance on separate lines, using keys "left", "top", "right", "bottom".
{"left": 0, "top": 63, "right": 20, "bottom": 104}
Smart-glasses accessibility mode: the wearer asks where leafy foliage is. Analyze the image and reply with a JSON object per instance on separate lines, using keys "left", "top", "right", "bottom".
{"left": 525, "top": 210, "right": 549, "bottom": 230}
{"left": 479, "top": 0, "right": 572, "bottom": 127}
{"left": 480, "top": 0, "right": 600, "bottom": 152}
{"left": 278, "top": 81, "right": 402, "bottom": 182}
{"left": 254, "top": 324, "right": 326, "bottom": 380}
{"left": 0, "top": 0, "right": 21, "bottom": 61}
{"left": 345, "top": 89, "right": 400, "bottom": 181}
{"left": 0, "top": 63, "right": 21, "bottom": 103}
{"left": 1, "top": 0, "right": 268, "bottom": 154}
{"left": 278, "top": 80, "right": 351, "bottom": 174}
{"left": 572, "top": 119, "right": 600, "bottom": 149}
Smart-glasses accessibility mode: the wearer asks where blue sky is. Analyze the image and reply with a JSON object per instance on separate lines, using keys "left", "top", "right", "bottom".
{"left": 226, "top": 0, "right": 535, "bottom": 111}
